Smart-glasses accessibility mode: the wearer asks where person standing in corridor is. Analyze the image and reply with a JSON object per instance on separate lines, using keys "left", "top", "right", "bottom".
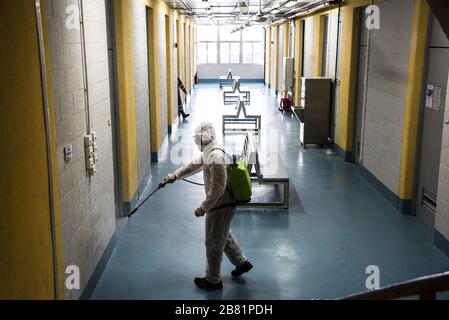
{"left": 166, "top": 122, "right": 253, "bottom": 290}
{"left": 178, "top": 77, "right": 190, "bottom": 120}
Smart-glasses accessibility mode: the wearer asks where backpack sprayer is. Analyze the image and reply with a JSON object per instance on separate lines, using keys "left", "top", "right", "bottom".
{"left": 127, "top": 152, "right": 252, "bottom": 218}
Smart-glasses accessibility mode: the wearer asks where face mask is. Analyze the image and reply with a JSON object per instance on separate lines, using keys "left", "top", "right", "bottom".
{"left": 194, "top": 134, "right": 207, "bottom": 152}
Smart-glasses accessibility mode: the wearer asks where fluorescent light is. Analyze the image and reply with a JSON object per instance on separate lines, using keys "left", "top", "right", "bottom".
{"left": 285, "top": 0, "right": 298, "bottom": 8}
{"left": 272, "top": 9, "right": 281, "bottom": 14}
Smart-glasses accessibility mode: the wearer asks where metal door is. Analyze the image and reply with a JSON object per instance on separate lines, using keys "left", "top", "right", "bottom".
{"left": 353, "top": 7, "right": 369, "bottom": 165}
{"left": 416, "top": 16, "right": 449, "bottom": 226}
{"left": 105, "top": 0, "right": 123, "bottom": 219}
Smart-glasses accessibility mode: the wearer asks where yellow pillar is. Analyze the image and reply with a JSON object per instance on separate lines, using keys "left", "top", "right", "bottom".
{"left": 266, "top": 26, "right": 272, "bottom": 87}
{"left": 0, "top": 0, "right": 63, "bottom": 299}
{"left": 176, "top": 19, "right": 181, "bottom": 78}
{"left": 273, "top": 25, "right": 280, "bottom": 92}
{"left": 113, "top": 0, "right": 138, "bottom": 201}
{"left": 282, "top": 22, "right": 290, "bottom": 96}
{"left": 166, "top": 13, "right": 174, "bottom": 127}
{"left": 294, "top": 19, "right": 304, "bottom": 106}
{"left": 398, "top": 0, "right": 430, "bottom": 201}
{"left": 147, "top": 8, "right": 163, "bottom": 153}
{"left": 336, "top": 6, "right": 359, "bottom": 152}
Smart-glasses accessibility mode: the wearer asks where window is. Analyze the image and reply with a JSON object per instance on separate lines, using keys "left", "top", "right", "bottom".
{"left": 220, "top": 43, "right": 230, "bottom": 64}
{"left": 197, "top": 25, "right": 218, "bottom": 42}
{"left": 243, "top": 43, "right": 252, "bottom": 64}
{"left": 196, "top": 25, "right": 264, "bottom": 65}
{"left": 230, "top": 42, "right": 240, "bottom": 63}
{"left": 253, "top": 42, "right": 263, "bottom": 64}
{"left": 242, "top": 27, "right": 264, "bottom": 64}
{"left": 242, "top": 42, "right": 263, "bottom": 64}
{"left": 196, "top": 25, "right": 218, "bottom": 64}
{"left": 242, "top": 27, "right": 263, "bottom": 41}
{"left": 220, "top": 25, "right": 240, "bottom": 41}
{"left": 197, "top": 43, "right": 207, "bottom": 64}
{"left": 207, "top": 43, "right": 217, "bottom": 63}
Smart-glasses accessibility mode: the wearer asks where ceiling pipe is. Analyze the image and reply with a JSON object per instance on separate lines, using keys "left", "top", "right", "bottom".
{"left": 262, "top": 0, "right": 298, "bottom": 15}
{"left": 267, "top": 0, "right": 331, "bottom": 25}
{"left": 287, "top": 0, "right": 343, "bottom": 19}
{"left": 176, "top": 0, "right": 196, "bottom": 16}
{"left": 285, "top": 0, "right": 327, "bottom": 15}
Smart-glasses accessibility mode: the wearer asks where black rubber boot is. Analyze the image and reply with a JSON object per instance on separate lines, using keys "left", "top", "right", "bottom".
{"left": 231, "top": 261, "right": 253, "bottom": 278}
{"left": 194, "top": 277, "right": 223, "bottom": 290}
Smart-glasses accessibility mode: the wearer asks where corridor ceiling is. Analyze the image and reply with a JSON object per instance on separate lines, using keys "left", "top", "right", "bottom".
{"left": 162, "top": 0, "right": 338, "bottom": 25}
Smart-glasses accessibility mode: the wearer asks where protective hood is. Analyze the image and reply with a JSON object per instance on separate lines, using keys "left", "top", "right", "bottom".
{"left": 193, "top": 122, "right": 217, "bottom": 151}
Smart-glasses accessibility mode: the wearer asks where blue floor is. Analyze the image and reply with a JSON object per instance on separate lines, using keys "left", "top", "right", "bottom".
{"left": 91, "top": 83, "right": 449, "bottom": 300}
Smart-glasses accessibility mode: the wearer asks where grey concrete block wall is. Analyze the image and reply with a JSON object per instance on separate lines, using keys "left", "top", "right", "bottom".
{"left": 361, "top": 0, "right": 413, "bottom": 194}
{"left": 46, "top": 0, "right": 116, "bottom": 300}
{"left": 436, "top": 72, "right": 449, "bottom": 241}
{"left": 303, "top": 17, "right": 315, "bottom": 78}
{"left": 132, "top": 0, "right": 151, "bottom": 193}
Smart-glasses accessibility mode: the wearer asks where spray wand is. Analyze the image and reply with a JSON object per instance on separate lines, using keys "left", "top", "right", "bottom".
{"left": 127, "top": 177, "right": 204, "bottom": 218}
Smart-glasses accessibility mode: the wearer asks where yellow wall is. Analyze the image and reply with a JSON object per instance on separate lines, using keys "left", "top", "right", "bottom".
{"left": 191, "top": 24, "right": 196, "bottom": 90}
{"left": 273, "top": 0, "right": 427, "bottom": 204}
{"left": 147, "top": 7, "right": 162, "bottom": 154}
{"left": 0, "top": 0, "right": 63, "bottom": 299}
{"left": 282, "top": 22, "right": 290, "bottom": 95}
{"left": 266, "top": 26, "right": 272, "bottom": 87}
{"left": 113, "top": 0, "right": 138, "bottom": 202}
{"left": 335, "top": 5, "right": 360, "bottom": 151}
{"left": 140, "top": 0, "right": 173, "bottom": 154}
{"left": 113, "top": 0, "right": 194, "bottom": 201}
{"left": 333, "top": 0, "right": 384, "bottom": 151}
{"left": 273, "top": 26, "right": 280, "bottom": 91}
{"left": 293, "top": 19, "right": 304, "bottom": 106}
{"left": 176, "top": 19, "right": 182, "bottom": 78}
{"left": 265, "top": 1, "right": 387, "bottom": 148}
{"left": 165, "top": 14, "right": 174, "bottom": 125}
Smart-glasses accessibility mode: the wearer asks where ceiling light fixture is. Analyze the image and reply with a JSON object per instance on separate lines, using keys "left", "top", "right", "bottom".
{"left": 285, "top": 0, "right": 298, "bottom": 8}
{"left": 253, "top": 0, "right": 267, "bottom": 23}
{"left": 238, "top": 1, "right": 250, "bottom": 15}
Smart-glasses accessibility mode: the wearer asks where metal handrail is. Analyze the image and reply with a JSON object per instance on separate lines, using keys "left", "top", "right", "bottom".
{"left": 339, "top": 271, "right": 449, "bottom": 300}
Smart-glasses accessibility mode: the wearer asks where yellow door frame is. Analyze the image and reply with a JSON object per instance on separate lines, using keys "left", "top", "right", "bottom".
{"left": 266, "top": 26, "right": 272, "bottom": 87}
{"left": 294, "top": 19, "right": 304, "bottom": 106}
{"left": 165, "top": 14, "right": 174, "bottom": 129}
{"left": 273, "top": 25, "right": 280, "bottom": 92}
{"left": 398, "top": 0, "right": 430, "bottom": 203}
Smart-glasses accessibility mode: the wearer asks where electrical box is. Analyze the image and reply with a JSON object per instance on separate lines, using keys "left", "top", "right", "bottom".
{"left": 283, "top": 57, "right": 294, "bottom": 89}
{"left": 84, "top": 132, "right": 98, "bottom": 176}
{"left": 64, "top": 144, "right": 73, "bottom": 162}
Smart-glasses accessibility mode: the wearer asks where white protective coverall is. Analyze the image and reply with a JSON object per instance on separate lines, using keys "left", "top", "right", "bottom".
{"left": 174, "top": 122, "right": 247, "bottom": 284}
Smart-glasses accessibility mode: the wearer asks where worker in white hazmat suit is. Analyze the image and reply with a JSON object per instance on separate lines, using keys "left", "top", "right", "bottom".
{"left": 166, "top": 122, "right": 253, "bottom": 290}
